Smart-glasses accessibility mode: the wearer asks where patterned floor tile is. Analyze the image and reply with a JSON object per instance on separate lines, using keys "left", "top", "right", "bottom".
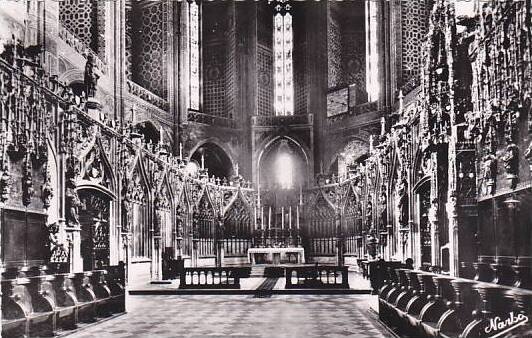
{"left": 65, "top": 294, "right": 389, "bottom": 338}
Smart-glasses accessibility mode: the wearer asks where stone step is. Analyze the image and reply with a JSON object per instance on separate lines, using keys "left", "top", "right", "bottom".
{"left": 250, "top": 266, "right": 266, "bottom": 278}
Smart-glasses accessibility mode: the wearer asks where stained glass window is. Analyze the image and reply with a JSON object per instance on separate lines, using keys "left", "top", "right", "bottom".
{"left": 274, "top": 5, "right": 293, "bottom": 116}
{"left": 189, "top": 1, "right": 200, "bottom": 110}
{"left": 365, "top": 0, "right": 379, "bottom": 102}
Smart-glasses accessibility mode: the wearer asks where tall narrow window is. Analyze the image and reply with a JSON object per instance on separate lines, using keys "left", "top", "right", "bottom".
{"left": 274, "top": 2, "right": 293, "bottom": 116}
{"left": 189, "top": 1, "right": 200, "bottom": 110}
{"left": 365, "top": 0, "right": 379, "bottom": 102}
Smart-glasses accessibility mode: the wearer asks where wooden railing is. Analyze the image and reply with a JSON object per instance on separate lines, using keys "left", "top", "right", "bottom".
{"left": 2, "top": 263, "right": 125, "bottom": 338}
{"left": 285, "top": 266, "right": 349, "bottom": 289}
{"left": 179, "top": 267, "right": 242, "bottom": 289}
{"left": 378, "top": 267, "right": 532, "bottom": 338}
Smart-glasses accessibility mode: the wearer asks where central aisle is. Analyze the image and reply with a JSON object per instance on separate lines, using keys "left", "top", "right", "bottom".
{"left": 68, "top": 295, "right": 390, "bottom": 338}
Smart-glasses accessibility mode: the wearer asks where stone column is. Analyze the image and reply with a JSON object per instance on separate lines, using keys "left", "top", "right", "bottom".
{"left": 428, "top": 200, "right": 440, "bottom": 268}
{"left": 503, "top": 195, "right": 520, "bottom": 258}
{"left": 446, "top": 192, "right": 459, "bottom": 276}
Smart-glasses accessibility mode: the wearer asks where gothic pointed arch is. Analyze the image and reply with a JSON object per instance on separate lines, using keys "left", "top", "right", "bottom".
{"left": 127, "top": 156, "right": 151, "bottom": 259}
{"left": 155, "top": 173, "right": 174, "bottom": 251}
{"left": 76, "top": 136, "right": 117, "bottom": 199}
{"left": 194, "top": 187, "right": 216, "bottom": 257}
{"left": 342, "top": 183, "right": 362, "bottom": 255}
{"left": 177, "top": 185, "right": 192, "bottom": 257}
{"left": 306, "top": 189, "right": 337, "bottom": 256}
{"left": 223, "top": 189, "right": 254, "bottom": 256}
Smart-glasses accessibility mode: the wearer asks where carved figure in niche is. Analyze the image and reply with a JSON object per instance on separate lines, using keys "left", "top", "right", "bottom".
{"left": 192, "top": 207, "right": 199, "bottom": 239}
{"left": 481, "top": 154, "right": 497, "bottom": 182}
{"left": 154, "top": 210, "right": 162, "bottom": 237}
{"left": 524, "top": 141, "right": 532, "bottom": 172}
{"left": 502, "top": 144, "right": 518, "bottom": 174}
{"left": 84, "top": 54, "right": 99, "bottom": 98}
{"left": 176, "top": 205, "right": 184, "bottom": 238}
{"left": 503, "top": 143, "right": 519, "bottom": 187}
{"left": 47, "top": 222, "right": 68, "bottom": 263}
{"left": 379, "top": 190, "right": 387, "bottom": 229}
{"left": 65, "top": 178, "right": 81, "bottom": 227}
{"left": 365, "top": 200, "right": 373, "bottom": 230}
{"left": 428, "top": 199, "right": 438, "bottom": 223}
{"left": 216, "top": 213, "right": 224, "bottom": 240}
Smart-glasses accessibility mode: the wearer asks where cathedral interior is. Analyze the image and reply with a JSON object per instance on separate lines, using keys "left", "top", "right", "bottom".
{"left": 0, "top": 0, "right": 531, "bottom": 337}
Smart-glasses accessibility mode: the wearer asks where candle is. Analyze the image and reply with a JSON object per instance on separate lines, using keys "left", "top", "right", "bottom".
{"left": 281, "top": 207, "right": 284, "bottom": 230}
{"left": 254, "top": 207, "right": 257, "bottom": 229}
{"left": 261, "top": 207, "right": 264, "bottom": 230}
{"left": 299, "top": 185, "right": 303, "bottom": 205}
{"left": 296, "top": 205, "right": 300, "bottom": 230}
{"left": 289, "top": 206, "right": 292, "bottom": 229}
{"left": 179, "top": 143, "right": 183, "bottom": 160}
{"left": 268, "top": 206, "right": 272, "bottom": 229}
{"left": 159, "top": 127, "right": 164, "bottom": 144}
{"left": 201, "top": 154, "right": 205, "bottom": 169}
{"left": 235, "top": 163, "right": 239, "bottom": 176}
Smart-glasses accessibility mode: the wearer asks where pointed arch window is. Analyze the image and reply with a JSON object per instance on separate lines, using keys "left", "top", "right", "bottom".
{"left": 189, "top": 0, "right": 200, "bottom": 110}
{"left": 274, "top": 2, "right": 293, "bottom": 116}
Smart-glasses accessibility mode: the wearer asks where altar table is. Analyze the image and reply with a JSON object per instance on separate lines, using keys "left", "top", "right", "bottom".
{"left": 248, "top": 247, "right": 305, "bottom": 265}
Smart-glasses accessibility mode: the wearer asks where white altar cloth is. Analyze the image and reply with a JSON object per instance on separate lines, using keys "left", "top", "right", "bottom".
{"left": 248, "top": 247, "right": 305, "bottom": 264}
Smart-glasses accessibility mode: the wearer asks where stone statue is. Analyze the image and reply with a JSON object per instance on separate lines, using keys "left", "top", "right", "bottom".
{"left": 65, "top": 178, "right": 81, "bottom": 227}
{"left": 502, "top": 144, "right": 519, "bottom": 177}
{"left": 84, "top": 54, "right": 99, "bottom": 98}
{"left": 379, "top": 190, "right": 387, "bottom": 228}
{"left": 365, "top": 200, "right": 373, "bottom": 229}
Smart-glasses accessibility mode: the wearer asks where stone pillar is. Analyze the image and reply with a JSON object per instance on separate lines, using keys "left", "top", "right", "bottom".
{"left": 428, "top": 201, "right": 440, "bottom": 267}
{"left": 503, "top": 196, "right": 520, "bottom": 258}
{"left": 446, "top": 192, "right": 459, "bottom": 276}
{"left": 152, "top": 236, "right": 162, "bottom": 281}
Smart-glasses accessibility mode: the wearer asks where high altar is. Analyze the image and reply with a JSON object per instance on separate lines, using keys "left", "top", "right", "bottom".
{"left": 248, "top": 247, "right": 305, "bottom": 265}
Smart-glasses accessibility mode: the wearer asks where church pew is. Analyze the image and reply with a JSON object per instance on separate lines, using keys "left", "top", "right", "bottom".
{"left": 106, "top": 263, "right": 126, "bottom": 313}
{"left": 52, "top": 273, "right": 79, "bottom": 330}
{"left": 72, "top": 272, "right": 98, "bottom": 322}
{"left": 378, "top": 268, "right": 532, "bottom": 338}
{"left": 1, "top": 265, "right": 126, "bottom": 337}
{"left": 89, "top": 270, "right": 113, "bottom": 317}
{"left": 1, "top": 277, "right": 55, "bottom": 338}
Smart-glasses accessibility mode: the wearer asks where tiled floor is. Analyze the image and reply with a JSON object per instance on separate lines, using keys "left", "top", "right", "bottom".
{"left": 68, "top": 295, "right": 390, "bottom": 338}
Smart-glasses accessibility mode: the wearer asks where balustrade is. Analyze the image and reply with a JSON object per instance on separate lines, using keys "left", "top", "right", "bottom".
{"left": 285, "top": 266, "right": 349, "bottom": 289}
{"left": 179, "top": 267, "right": 241, "bottom": 289}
